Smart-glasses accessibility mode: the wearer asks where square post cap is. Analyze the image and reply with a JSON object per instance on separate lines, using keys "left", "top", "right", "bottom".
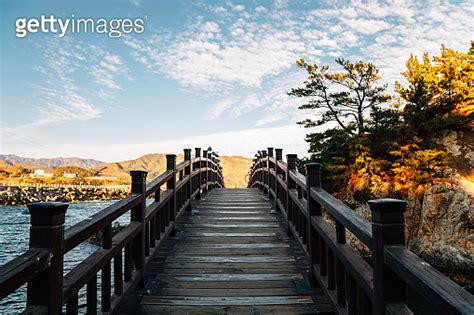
{"left": 305, "top": 163, "right": 321, "bottom": 175}
{"left": 130, "top": 170, "right": 148, "bottom": 182}
{"left": 275, "top": 149, "right": 283, "bottom": 160}
{"left": 184, "top": 149, "right": 192, "bottom": 160}
{"left": 28, "top": 202, "right": 68, "bottom": 226}
{"left": 286, "top": 154, "right": 298, "bottom": 169}
{"left": 369, "top": 199, "right": 407, "bottom": 224}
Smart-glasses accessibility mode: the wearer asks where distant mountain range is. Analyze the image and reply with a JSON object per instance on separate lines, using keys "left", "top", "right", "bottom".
{"left": 0, "top": 153, "right": 252, "bottom": 188}
{"left": 97, "top": 153, "right": 252, "bottom": 188}
{"left": 0, "top": 154, "right": 106, "bottom": 169}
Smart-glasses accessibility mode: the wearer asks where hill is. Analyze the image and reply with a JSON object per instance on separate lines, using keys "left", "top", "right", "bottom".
{"left": 97, "top": 154, "right": 252, "bottom": 188}
{"left": 0, "top": 153, "right": 253, "bottom": 188}
{"left": 0, "top": 154, "right": 105, "bottom": 169}
{"left": 219, "top": 156, "right": 253, "bottom": 188}
{"left": 97, "top": 154, "right": 184, "bottom": 180}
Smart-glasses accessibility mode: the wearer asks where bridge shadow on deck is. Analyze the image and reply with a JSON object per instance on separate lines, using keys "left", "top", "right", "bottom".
{"left": 120, "top": 188, "right": 333, "bottom": 314}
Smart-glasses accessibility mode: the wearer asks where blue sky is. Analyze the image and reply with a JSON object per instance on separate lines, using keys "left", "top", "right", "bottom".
{"left": 1, "top": 0, "right": 472, "bottom": 161}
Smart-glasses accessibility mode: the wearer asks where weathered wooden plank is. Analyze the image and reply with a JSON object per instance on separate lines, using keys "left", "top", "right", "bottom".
{"left": 141, "top": 295, "right": 314, "bottom": 306}
{"left": 140, "top": 304, "right": 332, "bottom": 315}
{"left": 164, "top": 256, "right": 296, "bottom": 263}
{"left": 156, "top": 287, "right": 300, "bottom": 296}
{"left": 153, "top": 280, "right": 297, "bottom": 289}
{"left": 153, "top": 273, "right": 304, "bottom": 281}
{"left": 119, "top": 188, "right": 333, "bottom": 314}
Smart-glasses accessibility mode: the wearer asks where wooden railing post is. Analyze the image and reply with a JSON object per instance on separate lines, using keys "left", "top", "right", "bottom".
{"left": 26, "top": 202, "right": 68, "bottom": 314}
{"left": 166, "top": 155, "right": 176, "bottom": 236}
{"left": 195, "top": 148, "right": 201, "bottom": 200}
{"left": 286, "top": 154, "right": 297, "bottom": 235}
{"left": 305, "top": 163, "right": 322, "bottom": 284}
{"left": 211, "top": 156, "right": 216, "bottom": 188}
{"left": 202, "top": 150, "right": 208, "bottom": 193}
{"left": 262, "top": 150, "right": 267, "bottom": 195}
{"left": 130, "top": 170, "right": 147, "bottom": 286}
{"left": 207, "top": 152, "right": 213, "bottom": 190}
{"left": 370, "top": 199, "right": 407, "bottom": 314}
{"left": 275, "top": 149, "right": 282, "bottom": 211}
{"left": 184, "top": 149, "right": 192, "bottom": 211}
{"left": 267, "top": 147, "right": 273, "bottom": 200}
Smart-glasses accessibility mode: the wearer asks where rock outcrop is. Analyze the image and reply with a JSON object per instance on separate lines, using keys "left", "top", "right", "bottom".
{"left": 406, "top": 183, "right": 473, "bottom": 283}
{"left": 0, "top": 185, "right": 130, "bottom": 205}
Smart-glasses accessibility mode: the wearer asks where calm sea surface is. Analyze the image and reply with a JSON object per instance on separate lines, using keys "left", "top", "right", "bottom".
{"left": 0, "top": 200, "right": 129, "bottom": 313}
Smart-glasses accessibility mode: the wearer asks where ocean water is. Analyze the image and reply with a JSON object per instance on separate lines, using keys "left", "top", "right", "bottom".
{"left": 0, "top": 200, "right": 129, "bottom": 313}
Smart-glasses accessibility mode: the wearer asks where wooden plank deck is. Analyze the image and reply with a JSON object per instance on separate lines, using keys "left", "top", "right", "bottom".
{"left": 119, "top": 188, "right": 334, "bottom": 314}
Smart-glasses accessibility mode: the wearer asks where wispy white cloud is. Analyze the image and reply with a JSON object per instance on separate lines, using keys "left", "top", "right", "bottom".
{"left": 124, "top": 0, "right": 470, "bottom": 124}
{"left": 130, "top": 0, "right": 141, "bottom": 7}
{"left": 3, "top": 37, "right": 133, "bottom": 145}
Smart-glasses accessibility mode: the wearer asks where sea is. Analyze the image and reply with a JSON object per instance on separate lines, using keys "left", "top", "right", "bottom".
{"left": 0, "top": 200, "right": 127, "bottom": 313}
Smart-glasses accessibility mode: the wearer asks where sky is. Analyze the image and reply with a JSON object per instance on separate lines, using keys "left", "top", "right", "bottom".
{"left": 0, "top": 0, "right": 472, "bottom": 162}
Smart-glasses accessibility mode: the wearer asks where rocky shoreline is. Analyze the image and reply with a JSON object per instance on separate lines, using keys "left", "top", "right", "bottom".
{"left": 0, "top": 185, "right": 130, "bottom": 205}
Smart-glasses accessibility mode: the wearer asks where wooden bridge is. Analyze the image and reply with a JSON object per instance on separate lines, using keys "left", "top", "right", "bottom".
{"left": 0, "top": 147, "right": 473, "bottom": 314}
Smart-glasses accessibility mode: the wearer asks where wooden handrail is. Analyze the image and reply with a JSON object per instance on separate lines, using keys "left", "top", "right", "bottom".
{"left": 384, "top": 246, "right": 473, "bottom": 314}
{"left": 248, "top": 147, "right": 474, "bottom": 315}
{"left": 0, "top": 249, "right": 51, "bottom": 300}
{"left": 0, "top": 147, "right": 225, "bottom": 314}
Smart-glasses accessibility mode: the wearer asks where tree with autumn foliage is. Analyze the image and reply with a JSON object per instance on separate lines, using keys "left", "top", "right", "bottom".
{"left": 396, "top": 41, "right": 474, "bottom": 138}
{"left": 288, "top": 58, "right": 392, "bottom": 191}
{"left": 289, "top": 58, "right": 391, "bottom": 137}
{"left": 291, "top": 43, "right": 471, "bottom": 196}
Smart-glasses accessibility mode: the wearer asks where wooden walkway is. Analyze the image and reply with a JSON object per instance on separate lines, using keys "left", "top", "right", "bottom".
{"left": 121, "top": 188, "right": 333, "bottom": 314}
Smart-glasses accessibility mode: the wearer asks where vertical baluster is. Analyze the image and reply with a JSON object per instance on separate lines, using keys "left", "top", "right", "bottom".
{"left": 145, "top": 220, "right": 150, "bottom": 257}
{"left": 358, "top": 286, "right": 372, "bottom": 315}
{"left": 66, "top": 294, "right": 78, "bottom": 315}
{"left": 261, "top": 150, "right": 267, "bottom": 195}
{"left": 319, "top": 236, "right": 327, "bottom": 276}
{"left": 296, "top": 185, "right": 302, "bottom": 237}
{"left": 26, "top": 202, "right": 68, "bottom": 314}
{"left": 267, "top": 148, "right": 273, "bottom": 200}
{"left": 327, "top": 246, "right": 335, "bottom": 290}
{"left": 124, "top": 244, "right": 132, "bottom": 282}
{"left": 347, "top": 273, "right": 358, "bottom": 315}
{"left": 102, "top": 224, "right": 112, "bottom": 312}
{"left": 87, "top": 275, "right": 97, "bottom": 314}
{"left": 163, "top": 201, "right": 169, "bottom": 229}
{"left": 286, "top": 154, "right": 297, "bottom": 234}
{"left": 150, "top": 216, "right": 156, "bottom": 248}
{"left": 195, "top": 148, "right": 202, "bottom": 200}
{"left": 202, "top": 150, "right": 208, "bottom": 193}
{"left": 334, "top": 218, "right": 347, "bottom": 307}
{"left": 114, "top": 251, "right": 123, "bottom": 296}
{"left": 207, "top": 152, "right": 213, "bottom": 190}
{"left": 275, "top": 149, "right": 283, "bottom": 211}
{"left": 184, "top": 149, "right": 192, "bottom": 211}
{"left": 155, "top": 186, "right": 161, "bottom": 241}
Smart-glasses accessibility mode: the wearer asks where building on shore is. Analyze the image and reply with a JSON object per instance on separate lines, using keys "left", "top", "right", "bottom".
{"left": 29, "top": 169, "right": 53, "bottom": 178}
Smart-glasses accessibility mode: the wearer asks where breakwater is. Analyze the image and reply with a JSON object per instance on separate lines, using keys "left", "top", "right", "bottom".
{"left": 0, "top": 183, "right": 130, "bottom": 205}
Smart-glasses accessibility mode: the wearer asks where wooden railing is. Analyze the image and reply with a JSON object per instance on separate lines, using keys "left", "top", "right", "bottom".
{"left": 248, "top": 147, "right": 474, "bottom": 315}
{"left": 0, "top": 148, "right": 224, "bottom": 314}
